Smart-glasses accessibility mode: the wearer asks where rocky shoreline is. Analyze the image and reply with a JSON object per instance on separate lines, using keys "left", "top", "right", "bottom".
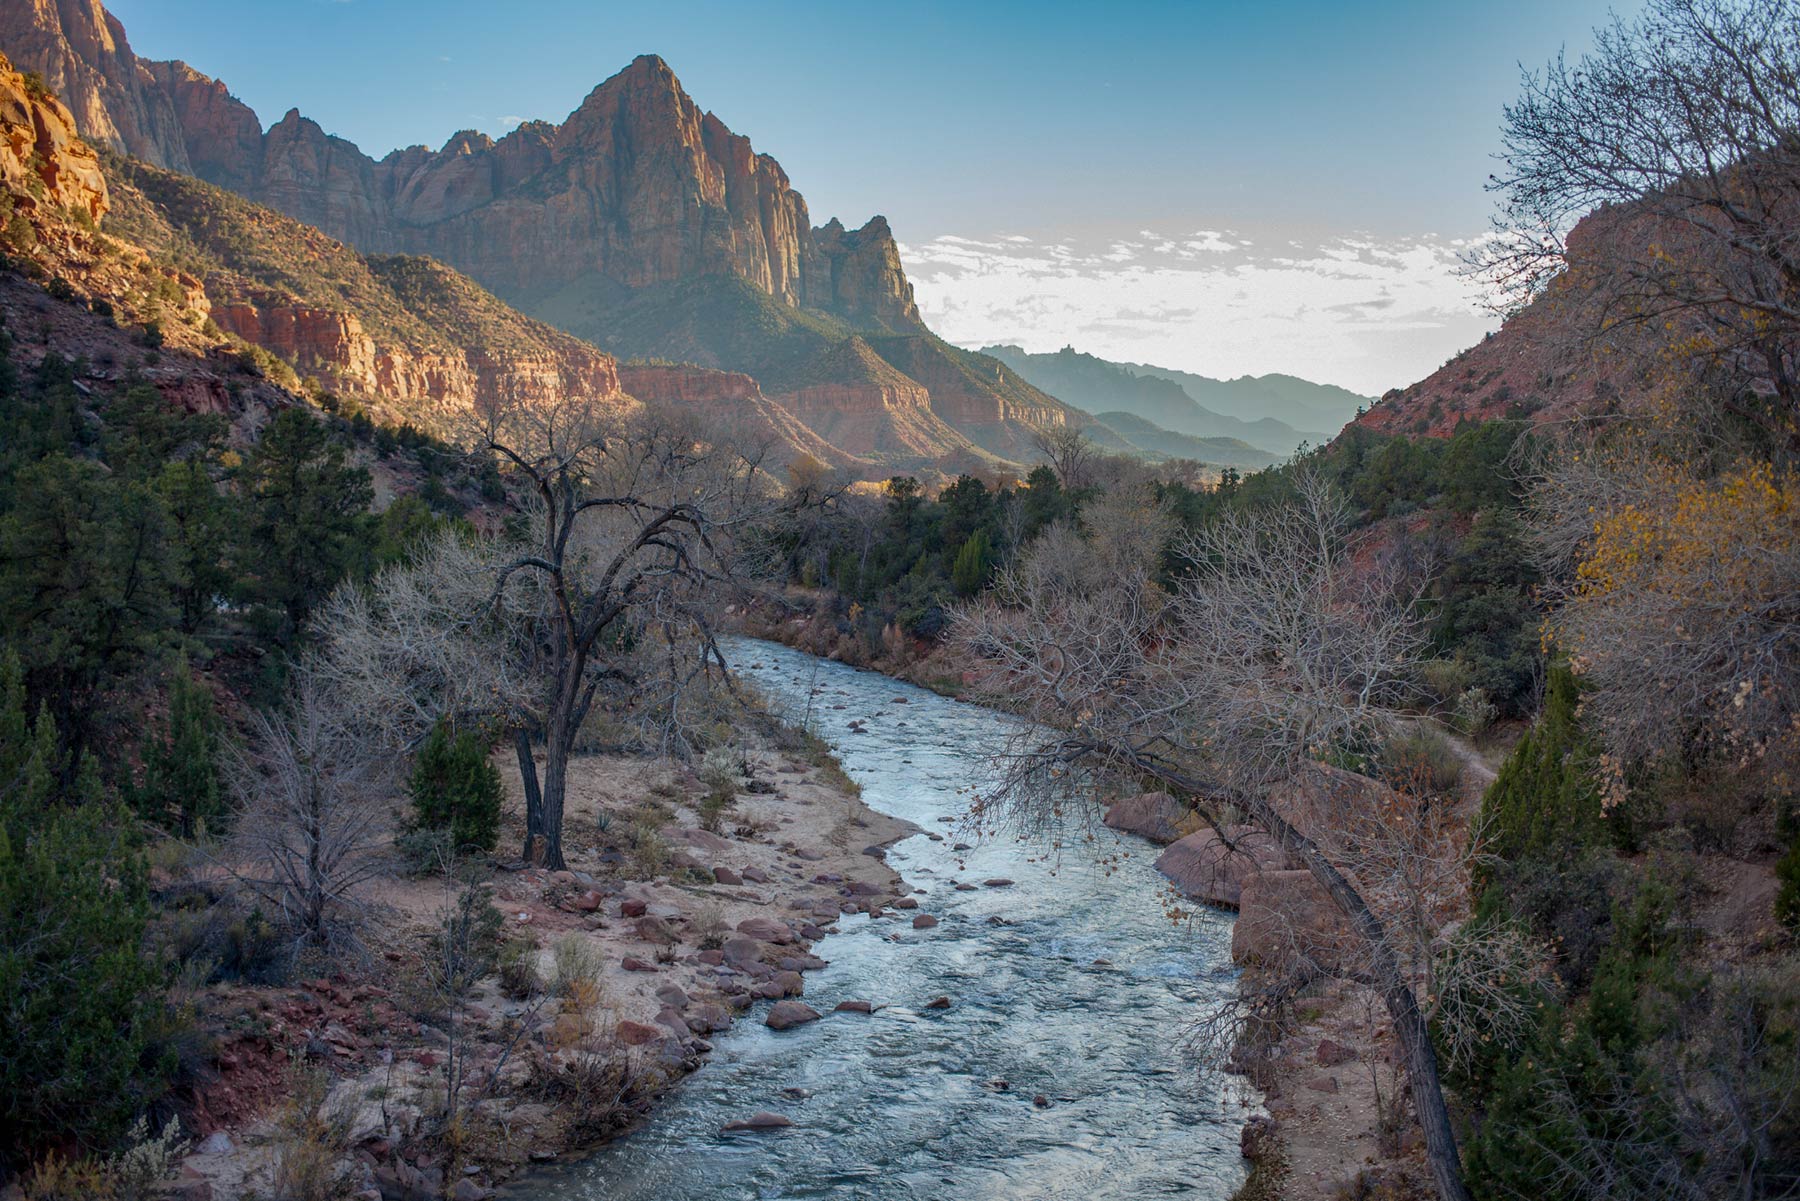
{"left": 169, "top": 731, "right": 921, "bottom": 1201}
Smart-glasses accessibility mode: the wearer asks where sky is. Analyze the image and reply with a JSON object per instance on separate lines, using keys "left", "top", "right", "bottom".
{"left": 108, "top": 0, "right": 1627, "bottom": 395}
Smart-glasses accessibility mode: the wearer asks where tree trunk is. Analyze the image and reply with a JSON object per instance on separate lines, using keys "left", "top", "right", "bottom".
{"left": 513, "top": 726, "right": 542, "bottom": 863}
{"left": 1142, "top": 759, "right": 1474, "bottom": 1201}
{"left": 1248, "top": 795, "right": 1473, "bottom": 1201}
{"left": 538, "top": 721, "right": 569, "bottom": 871}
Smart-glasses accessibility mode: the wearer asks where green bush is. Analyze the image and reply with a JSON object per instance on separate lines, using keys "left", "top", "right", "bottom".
{"left": 1381, "top": 726, "right": 1465, "bottom": 795}
{"left": 407, "top": 718, "right": 503, "bottom": 856}
{"left": 1777, "top": 802, "right": 1800, "bottom": 933}
{"left": 1474, "top": 663, "right": 1610, "bottom": 885}
{"left": 0, "top": 652, "right": 173, "bottom": 1162}
{"left": 129, "top": 655, "right": 223, "bottom": 838}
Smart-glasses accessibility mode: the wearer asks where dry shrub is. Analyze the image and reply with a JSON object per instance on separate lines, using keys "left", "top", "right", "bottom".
{"left": 551, "top": 933, "right": 605, "bottom": 1002}
{"left": 1381, "top": 727, "right": 1465, "bottom": 796}
{"left": 691, "top": 902, "right": 728, "bottom": 951}
{"left": 496, "top": 938, "right": 542, "bottom": 1000}
{"left": 623, "top": 804, "right": 670, "bottom": 877}
{"left": 267, "top": 1070, "right": 356, "bottom": 1201}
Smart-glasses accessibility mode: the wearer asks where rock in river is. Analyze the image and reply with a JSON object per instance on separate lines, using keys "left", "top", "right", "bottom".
{"left": 764, "top": 1000, "right": 821, "bottom": 1030}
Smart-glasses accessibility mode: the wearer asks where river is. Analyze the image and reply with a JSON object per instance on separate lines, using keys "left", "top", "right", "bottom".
{"left": 513, "top": 637, "right": 1250, "bottom": 1200}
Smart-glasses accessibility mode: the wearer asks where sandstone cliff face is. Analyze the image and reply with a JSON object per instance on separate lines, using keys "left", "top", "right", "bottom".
{"left": 3, "top": 22, "right": 925, "bottom": 333}
{"left": 208, "top": 295, "right": 628, "bottom": 433}
{"left": 0, "top": 0, "right": 189, "bottom": 170}
{"left": 616, "top": 363, "right": 761, "bottom": 405}
{"left": 137, "top": 58, "right": 262, "bottom": 193}
{"left": 869, "top": 336, "right": 1077, "bottom": 459}
{"left": 814, "top": 216, "right": 921, "bottom": 329}
{"left": 0, "top": 49, "right": 107, "bottom": 226}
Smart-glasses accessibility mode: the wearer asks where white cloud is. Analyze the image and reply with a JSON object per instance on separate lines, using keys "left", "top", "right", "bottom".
{"left": 897, "top": 227, "right": 1500, "bottom": 395}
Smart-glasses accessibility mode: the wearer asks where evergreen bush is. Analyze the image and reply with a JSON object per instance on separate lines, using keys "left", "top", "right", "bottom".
{"left": 406, "top": 718, "right": 502, "bottom": 856}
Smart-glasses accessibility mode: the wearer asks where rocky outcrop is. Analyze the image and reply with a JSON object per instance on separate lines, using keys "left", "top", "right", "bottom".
{"left": 0, "top": 0, "right": 189, "bottom": 170}
{"left": 617, "top": 363, "right": 761, "bottom": 406}
{"left": 136, "top": 58, "right": 262, "bottom": 193}
{"left": 0, "top": 49, "right": 107, "bottom": 226}
{"left": 1155, "top": 825, "right": 1296, "bottom": 910}
{"left": 211, "top": 297, "right": 627, "bottom": 427}
{"left": 1102, "top": 792, "right": 1192, "bottom": 845}
{"left": 1231, "top": 869, "right": 1350, "bottom": 972}
{"left": 814, "top": 216, "right": 920, "bottom": 329}
{"left": 868, "top": 335, "right": 1079, "bottom": 459}
{"left": 1355, "top": 209, "right": 1662, "bottom": 441}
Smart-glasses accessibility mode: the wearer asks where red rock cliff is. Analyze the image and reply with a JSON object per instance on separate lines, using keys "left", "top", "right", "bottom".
{"left": 0, "top": 49, "right": 106, "bottom": 226}
{"left": 0, "top": 0, "right": 189, "bottom": 170}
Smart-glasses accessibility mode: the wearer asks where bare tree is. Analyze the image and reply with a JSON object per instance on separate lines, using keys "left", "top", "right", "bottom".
{"left": 952, "top": 474, "right": 1477, "bottom": 1201}
{"left": 320, "top": 400, "right": 773, "bottom": 870}
{"left": 227, "top": 667, "right": 390, "bottom": 947}
{"left": 1482, "top": 0, "right": 1800, "bottom": 431}
{"left": 1032, "top": 424, "right": 1100, "bottom": 491}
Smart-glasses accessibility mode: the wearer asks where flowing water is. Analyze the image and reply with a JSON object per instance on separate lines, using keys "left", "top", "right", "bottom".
{"left": 515, "top": 637, "right": 1249, "bottom": 1200}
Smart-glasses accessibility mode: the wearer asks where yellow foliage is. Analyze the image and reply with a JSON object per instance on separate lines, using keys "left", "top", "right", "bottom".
{"left": 1575, "top": 460, "right": 1800, "bottom": 608}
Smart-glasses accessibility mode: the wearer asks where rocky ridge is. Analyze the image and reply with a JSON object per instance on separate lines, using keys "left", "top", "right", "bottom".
{"left": 0, "top": 2, "right": 1087, "bottom": 476}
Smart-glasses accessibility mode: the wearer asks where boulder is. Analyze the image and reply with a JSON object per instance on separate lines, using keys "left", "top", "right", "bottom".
{"left": 616, "top": 1019, "right": 663, "bottom": 1046}
{"left": 1154, "top": 825, "right": 1296, "bottom": 909}
{"left": 1316, "top": 1038, "right": 1355, "bottom": 1066}
{"left": 1231, "top": 869, "right": 1350, "bottom": 972}
{"left": 721, "top": 1112, "right": 793, "bottom": 1131}
{"left": 911, "top": 914, "right": 938, "bottom": 929}
{"left": 712, "top": 866, "right": 743, "bottom": 886}
{"left": 736, "top": 916, "right": 797, "bottom": 944}
{"left": 1102, "top": 791, "right": 1191, "bottom": 844}
{"left": 620, "top": 956, "right": 658, "bottom": 973}
{"left": 834, "top": 999, "right": 874, "bottom": 1013}
{"left": 721, "top": 936, "right": 766, "bottom": 967}
{"left": 620, "top": 898, "right": 648, "bottom": 918}
{"left": 764, "top": 1000, "right": 821, "bottom": 1030}
{"left": 924, "top": 995, "right": 952, "bottom": 1009}
{"left": 686, "top": 1002, "right": 733, "bottom": 1033}
{"left": 741, "top": 867, "right": 772, "bottom": 883}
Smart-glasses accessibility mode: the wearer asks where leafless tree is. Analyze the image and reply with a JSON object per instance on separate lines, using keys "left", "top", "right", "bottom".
{"left": 1032, "top": 424, "right": 1100, "bottom": 491}
{"left": 320, "top": 399, "right": 775, "bottom": 870}
{"left": 226, "top": 667, "right": 390, "bottom": 947}
{"left": 952, "top": 473, "right": 1478, "bottom": 1201}
{"left": 1481, "top": 0, "right": 1800, "bottom": 431}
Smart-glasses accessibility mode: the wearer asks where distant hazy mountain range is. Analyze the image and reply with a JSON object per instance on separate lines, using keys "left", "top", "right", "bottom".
{"left": 979, "top": 345, "right": 1370, "bottom": 459}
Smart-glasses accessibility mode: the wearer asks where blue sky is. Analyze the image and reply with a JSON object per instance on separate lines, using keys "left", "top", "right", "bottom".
{"left": 108, "top": 0, "right": 1626, "bottom": 393}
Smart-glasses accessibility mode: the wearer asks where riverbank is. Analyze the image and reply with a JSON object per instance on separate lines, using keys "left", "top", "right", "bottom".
{"left": 742, "top": 593, "right": 1477, "bottom": 1200}
{"left": 166, "top": 717, "right": 917, "bottom": 1201}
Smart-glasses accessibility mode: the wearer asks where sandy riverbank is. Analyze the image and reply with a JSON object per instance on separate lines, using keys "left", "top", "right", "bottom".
{"left": 169, "top": 729, "right": 919, "bottom": 1201}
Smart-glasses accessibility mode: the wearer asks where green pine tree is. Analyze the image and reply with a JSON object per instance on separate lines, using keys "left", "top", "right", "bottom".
{"left": 951, "top": 529, "right": 994, "bottom": 598}
{"left": 0, "top": 650, "right": 172, "bottom": 1160}
{"left": 408, "top": 718, "right": 503, "bottom": 856}
{"left": 130, "top": 655, "right": 223, "bottom": 838}
{"left": 237, "top": 407, "right": 373, "bottom": 645}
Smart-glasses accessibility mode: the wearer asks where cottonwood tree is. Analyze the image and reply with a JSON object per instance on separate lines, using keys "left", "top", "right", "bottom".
{"left": 952, "top": 476, "right": 1479, "bottom": 1201}
{"left": 318, "top": 400, "right": 771, "bottom": 870}
{"left": 227, "top": 667, "right": 388, "bottom": 947}
{"left": 1032, "top": 424, "right": 1099, "bottom": 491}
{"left": 1528, "top": 432, "right": 1800, "bottom": 793}
{"left": 1483, "top": 0, "right": 1800, "bottom": 430}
